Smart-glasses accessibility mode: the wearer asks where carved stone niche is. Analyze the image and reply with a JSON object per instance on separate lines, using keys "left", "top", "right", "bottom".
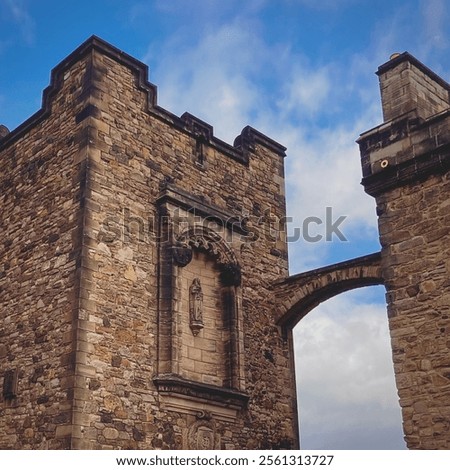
{"left": 155, "top": 185, "right": 248, "bottom": 416}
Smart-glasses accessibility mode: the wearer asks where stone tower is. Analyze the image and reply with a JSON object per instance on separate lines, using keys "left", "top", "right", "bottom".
{"left": 0, "top": 36, "right": 297, "bottom": 449}
{"left": 357, "top": 53, "right": 450, "bottom": 449}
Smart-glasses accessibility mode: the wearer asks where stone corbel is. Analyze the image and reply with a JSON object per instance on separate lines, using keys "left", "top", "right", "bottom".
{"left": 172, "top": 244, "right": 193, "bottom": 267}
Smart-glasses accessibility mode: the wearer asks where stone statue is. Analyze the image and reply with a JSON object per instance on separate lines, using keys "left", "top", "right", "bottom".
{"left": 189, "top": 278, "right": 204, "bottom": 335}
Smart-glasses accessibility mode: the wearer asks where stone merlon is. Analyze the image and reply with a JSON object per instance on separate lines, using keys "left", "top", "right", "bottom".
{"left": 0, "top": 35, "right": 286, "bottom": 163}
{"left": 377, "top": 52, "right": 450, "bottom": 122}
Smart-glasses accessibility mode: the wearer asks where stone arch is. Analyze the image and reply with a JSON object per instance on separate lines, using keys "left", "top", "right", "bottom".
{"left": 174, "top": 225, "right": 241, "bottom": 286}
{"left": 273, "top": 252, "right": 384, "bottom": 333}
{"left": 176, "top": 225, "right": 238, "bottom": 264}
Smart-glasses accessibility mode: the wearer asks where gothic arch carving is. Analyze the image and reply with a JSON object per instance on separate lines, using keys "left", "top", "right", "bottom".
{"left": 273, "top": 252, "right": 384, "bottom": 333}
{"left": 174, "top": 226, "right": 241, "bottom": 286}
{"left": 155, "top": 199, "right": 248, "bottom": 414}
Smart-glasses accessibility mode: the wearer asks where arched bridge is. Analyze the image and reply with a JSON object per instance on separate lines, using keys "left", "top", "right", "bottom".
{"left": 272, "top": 252, "right": 384, "bottom": 333}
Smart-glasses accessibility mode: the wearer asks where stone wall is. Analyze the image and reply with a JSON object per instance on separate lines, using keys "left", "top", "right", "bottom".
{"left": 359, "top": 53, "right": 450, "bottom": 449}
{"left": 0, "top": 36, "right": 298, "bottom": 449}
{"left": 0, "top": 53, "right": 91, "bottom": 448}
{"left": 375, "top": 175, "right": 450, "bottom": 449}
{"left": 75, "top": 40, "right": 296, "bottom": 450}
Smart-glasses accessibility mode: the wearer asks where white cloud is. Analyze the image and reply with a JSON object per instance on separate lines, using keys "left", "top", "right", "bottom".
{"left": 141, "top": 6, "right": 384, "bottom": 273}
{"left": 421, "top": 0, "right": 449, "bottom": 50}
{"left": 3, "top": 0, "right": 35, "bottom": 45}
{"left": 294, "top": 289, "right": 406, "bottom": 449}
{"left": 279, "top": 65, "right": 332, "bottom": 117}
{"left": 269, "top": 116, "right": 380, "bottom": 271}
{"left": 144, "top": 18, "right": 267, "bottom": 143}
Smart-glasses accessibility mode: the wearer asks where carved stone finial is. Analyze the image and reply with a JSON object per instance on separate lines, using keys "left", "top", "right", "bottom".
{"left": 189, "top": 278, "right": 204, "bottom": 335}
{"left": 0, "top": 125, "right": 10, "bottom": 139}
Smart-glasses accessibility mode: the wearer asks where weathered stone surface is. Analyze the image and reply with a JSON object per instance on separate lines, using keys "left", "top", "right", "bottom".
{"left": 358, "top": 53, "right": 450, "bottom": 450}
{"left": 0, "top": 36, "right": 295, "bottom": 450}
{"left": 1, "top": 37, "right": 449, "bottom": 451}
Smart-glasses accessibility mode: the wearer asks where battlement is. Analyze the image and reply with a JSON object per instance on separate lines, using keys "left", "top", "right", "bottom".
{"left": 358, "top": 53, "right": 450, "bottom": 196}
{"left": 0, "top": 35, "right": 286, "bottom": 162}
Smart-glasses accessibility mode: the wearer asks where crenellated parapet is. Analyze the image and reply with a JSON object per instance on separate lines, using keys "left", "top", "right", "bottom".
{"left": 357, "top": 53, "right": 450, "bottom": 197}
{"left": 0, "top": 36, "right": 285, "bottom": 165}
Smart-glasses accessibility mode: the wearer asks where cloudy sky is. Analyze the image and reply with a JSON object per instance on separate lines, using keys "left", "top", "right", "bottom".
{"left": 1, "top": 0, "right": 449, "bottom": 450}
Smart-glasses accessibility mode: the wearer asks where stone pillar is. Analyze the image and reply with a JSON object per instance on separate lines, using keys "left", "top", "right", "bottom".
{"left": 358, "top": 53, "right": 450, "bottom": 449}
{"left": 377, "top": 52, "right": 449, "bottom": 122}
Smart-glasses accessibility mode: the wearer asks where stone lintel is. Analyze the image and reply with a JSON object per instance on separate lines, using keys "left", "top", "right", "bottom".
{"left": 157, "top": 183, "right": 248, "bottom": 235}
{"left": 159, "top": 395, "right": 238, "bottom": 423}
{"left": 153, "top": 374, "right": 249, "bottom": 412}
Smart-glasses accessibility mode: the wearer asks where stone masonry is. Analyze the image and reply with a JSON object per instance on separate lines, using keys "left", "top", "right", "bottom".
{"left": 1, "top": 38, "right": 449, "bottom": 450}
{"left": 0, "top": 36, "right": 296, "bottom": 450}
{"left": 358, "top": 53, "right": 450, "bottom": 449}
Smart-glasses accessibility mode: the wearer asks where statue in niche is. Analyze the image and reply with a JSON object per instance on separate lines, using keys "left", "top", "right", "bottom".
{"left": 189, "top": 278, "right": 204, "bottom": 335}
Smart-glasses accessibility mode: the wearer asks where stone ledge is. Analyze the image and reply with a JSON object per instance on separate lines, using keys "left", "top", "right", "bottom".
{"left": 361, "top": 145, "right": 450, "bottom": 197}
{"left": 157, "top": 183, "right": 248, "bottom": 235}
{"left": 153, "top": 374, "right": 249, "bottom": 411}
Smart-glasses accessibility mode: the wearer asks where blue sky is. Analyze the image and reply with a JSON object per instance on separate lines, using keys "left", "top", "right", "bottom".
{"left": 1, "top": 0, "right": 449, "bottom": 450}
